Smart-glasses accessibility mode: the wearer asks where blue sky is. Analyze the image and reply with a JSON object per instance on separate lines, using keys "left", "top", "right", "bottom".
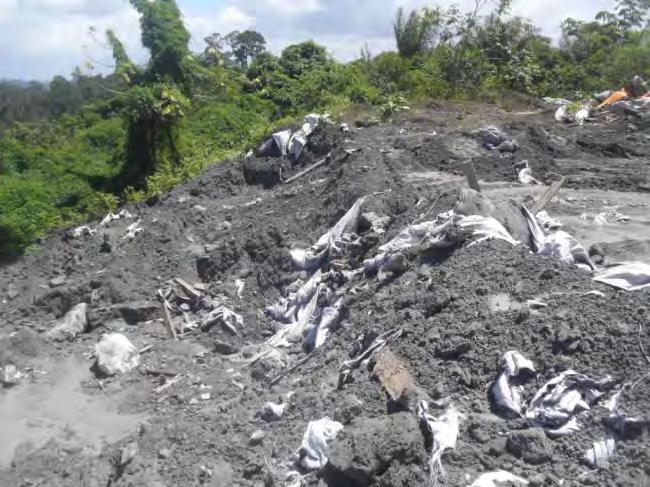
{"left": 0, "top": 0, "right": 612, "bottom": 80}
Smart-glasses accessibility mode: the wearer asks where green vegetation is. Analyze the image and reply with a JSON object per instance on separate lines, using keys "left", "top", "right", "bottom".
{"left": 1, "top": 0, "right": 649, "bottom": 258}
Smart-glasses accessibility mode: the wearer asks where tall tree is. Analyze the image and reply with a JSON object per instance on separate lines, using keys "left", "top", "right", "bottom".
{"left": 226, "top": 30, "right": 266, "bottom": 69}
{"left": 111, "top": 0, "right": 192, "bottom": 187}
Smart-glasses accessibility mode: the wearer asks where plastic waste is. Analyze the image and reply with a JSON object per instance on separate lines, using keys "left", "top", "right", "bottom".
{"left": 491, "top": 351, "right": 536, "bottom": 416}
{"left": 47, "top": 303, "right": 88, "bottom": 341}
{"left": 584, "top": 437, "right": 616, "bottom": 469}
{"left": 257, "top": 401, "right": 286, "bottom": 422}
{"left": 470, "top": 471, "right": 529, "bottom": 486}
{"left": 71, "top": 225, "right": 96, "bottom": 238}
{"left": 100, "top": 209, "right": 133, "bottom": 227}
{"left": 298, "top": 418, "right": 344, "bottom": 470}
{"left": 417, "top": 401, "right": 461, "bottom": 486}
{"left": 525, "top": 370, "right": 614, "bottom": 436}
{"left": 94, "top": 333, "right": 140, "bottom": 376}
{"left": 122, "top": 220, "right": 143, "bottom": 241}
{"left": 201, "top": 306, "right": 243, "bottom": 334}
{"left": 593, "top": 262, "right": 650, "bottom": 291}
{"left": 291, "top": 197, "right": 366, "bottom": 270}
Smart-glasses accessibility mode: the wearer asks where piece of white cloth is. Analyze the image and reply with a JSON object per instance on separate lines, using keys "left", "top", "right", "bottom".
{"left": 525, "top": 370, "right": 614, "bottom": 436}
{"left": 299, "top": 418, "right": 344, "bottom": 470}
{"left": 47, "top": 303, "right": 88, "bottom": 341}
{"left": 94, "top": 333, "right": 140, "bottom": 376}
{"left": 418, "top": 402, "right": 461, "bottom": 486}
{"left": 492, "top": 351, "right": 536, "bottom": 416}
{"left": 584, "top": 438, "right": 616, "bottom": 469}
{"left": 470, "top": 471, "right": 529, "bottom": 487}
{"left": 593, "top": 262, "right": 650, "bottom": 291}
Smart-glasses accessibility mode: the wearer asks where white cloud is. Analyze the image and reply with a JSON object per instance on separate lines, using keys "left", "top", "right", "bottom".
{"left": 260, "top": 0, "right": 323, "bottom": 16}
{"left": 0, "top": 0, "right": 142, "bottom": 79}
{"left": 0, "top": 0, "right": 619, "bottom": 80}
{"left": 217, "top": 5, "right": 254, "bottom": 30}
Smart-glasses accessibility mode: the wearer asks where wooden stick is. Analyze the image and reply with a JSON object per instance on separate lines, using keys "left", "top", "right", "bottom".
{"left": 173, "top": 277, "right": 202, "bottom": 299}
{"left": 154, "top": 374, "right": 184, "bottom": 394}
{"left": 533, "top": 176, "right": 566, "bottom": 213}
{"left": 283, "top": 150, "right": 351, "bottom": 184}
{"left": 157, "top": 290, "right": 177, "bottom": 340}
{"left": 462, "top": 161, "right": 481, "bottom": 192}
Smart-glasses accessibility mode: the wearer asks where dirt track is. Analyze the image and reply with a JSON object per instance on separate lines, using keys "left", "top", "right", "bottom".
{"left": 0, "top": 102, "right": 649, "bottom": 486}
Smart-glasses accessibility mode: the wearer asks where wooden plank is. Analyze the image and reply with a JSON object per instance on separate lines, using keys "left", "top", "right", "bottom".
{"left": 173, "top": 277, "right": 202, "bottom": 299}
{"left": 533, "top": 176, "right": 566, "bottom": 213}
{"left": 462, "top": 161, "right": 481, "bottom": 192}
{"left": 283, "top": 150, "right": 352, "bottom": 184}
{"left": 157, "top": 289, "right": 177, "bottom": 340}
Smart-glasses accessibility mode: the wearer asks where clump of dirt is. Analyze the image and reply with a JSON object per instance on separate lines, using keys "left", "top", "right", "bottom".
{"left": 0, "top": 101, "right": 648, "bottom": 487}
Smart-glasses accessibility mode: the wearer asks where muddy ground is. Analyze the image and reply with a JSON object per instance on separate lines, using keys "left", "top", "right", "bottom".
{"left": 0, "top": 102, "right": 648, "bottom": 487}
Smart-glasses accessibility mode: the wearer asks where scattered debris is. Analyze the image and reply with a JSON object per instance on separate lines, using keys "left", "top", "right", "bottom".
{"left": 473, "top": 126, "right": 519, "bottom": 152}
{"left": 298, "top": 418, "right": 344, "bottom": 470}
{"left": 257, "top": 402, "right": 286, "bottom": 422}
{"left": 491, "top": 351, "right": 536, "bottom": 416}
{"left": 525, "top": 370, "right": 614, "bottom": 436}
{"left": 593, "top": 262, "right": 650, "bottom": 291}
{"left": 201, "top": 306, "right": 243, "bottom": 335}
{"left": 47, "top": 303, "right": 88, "bottom": 341}
{"left": 71, "top": 225, "right": 96, "bottom": 238}
{"left": 583, "top": 437, "right": 616, "bottom": 469}
{"left": 339, "top": 328, "right": 403, "bottom": 387}
{"left": 122, "top": 220, "right": 143, "bottom": 241}
{"left": 94, "top": 333, "right": 140, "bottom": 376}
{"left": 517, "top": 161, "right": 541, "bottom": 185}
{"left": 470, "top": 470, "right": 529, "bottom": 487}
{"left": 100, "top": 210, "right": 133, "bottom": 227}
{"left": 417, "top": 402, "right": 461, "bottom": 486}
{"left": 2, "top": 364, "right": 20, "bottom": 387}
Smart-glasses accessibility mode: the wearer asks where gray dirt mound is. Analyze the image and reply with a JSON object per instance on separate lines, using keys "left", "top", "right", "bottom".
{"left": 0, "top": 102, "right": 648, "bottom": 487}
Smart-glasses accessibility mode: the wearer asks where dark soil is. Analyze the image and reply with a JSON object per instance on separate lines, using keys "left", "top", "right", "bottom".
{"left": 0, "top": 102, "right": 648, "bottom": 487}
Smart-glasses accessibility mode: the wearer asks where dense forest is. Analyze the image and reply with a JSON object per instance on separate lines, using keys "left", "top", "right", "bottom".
{"left": 1, "top": 0, "right": 649, "bottom": 258}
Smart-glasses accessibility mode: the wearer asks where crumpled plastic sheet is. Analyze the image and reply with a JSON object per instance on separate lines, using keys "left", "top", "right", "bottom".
{"left": 100, "top": 209, "right": 133, "bottom": 227}
{"left": 535, "top": 211, "right": 562, "bottom": 231}
{"left": 266, "top": 114, "right": 324, "bottom": 161}
{"left": 361, "top": 211, "right": 390, "bottom": 235}
{"left": 363, "top": 213, "right": 520, "bottom": 274}
{"left": 122, "top": 220, "right": 143, "bottom": 241}
{"left": 525, "top": 370, "right": 614, "bottom": 436}
{"left": 594, "top": 211, "right": 630, "bottom": 225}
{"left": 593, "top": 262, "right": 650, "bottom": 291}
{"left": 271, "top": 129, "right": 292, "bottom": 156}
{"left": 299, "top": 418, "right": 344, "bottom": 470}
{"left": 306, "top": 297, "right": 343, "bottom": 349}
{"left": 266, "top": 270, "right": 323, "bottom": 324}
{"left": 470, "top": 471, "right": 529, "bottom": 487}
{"left": 522, "top": 206, "right": 594, "bottom": 269}
{"left": 257, "top": 401, "right": 286, "bottom": 422}
{"left": 603, "top": 388, "right": 650, "bottom": 436}
{"left": 94, "top": 333, "right": 140, "bottom": 376}
{"left": 47, "top": 303, "right": 88, "bottom": 341}
{"left": 417, "top": 401, "right": 461, "bottom": 487}
{"left": 473, "top": 126, "right": 518, "bottom": 152}
{"left": 537, "top": 231, "right": 593, "bottom": 268}
{"left": 266, "top": 271, "right": 343, "bottom": 350}
{"left": 554, "top": 104, "right": 590, "bottom": 125}
{"left": 457, "top": 215, "right": 521, "bottom": 247}
{"left": 71, "top": 225, "right": 96, "bottom": 238}
{"left": 518, "top": 166, "right": 541, "bottom": 185}
{"left": 291, "top": 197, "right": 366, "bottom": 270}
{"left": 363, "top": 218, "right": 452, "bottom": 273}
{"left": 491, "top": 351, "right": 536, "bottom": 416}
{"left": 201, "top": 305, "right": 243, "bottom": 335}
{"left": 584, "top": 437, "right": 616, "bottom": 469}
